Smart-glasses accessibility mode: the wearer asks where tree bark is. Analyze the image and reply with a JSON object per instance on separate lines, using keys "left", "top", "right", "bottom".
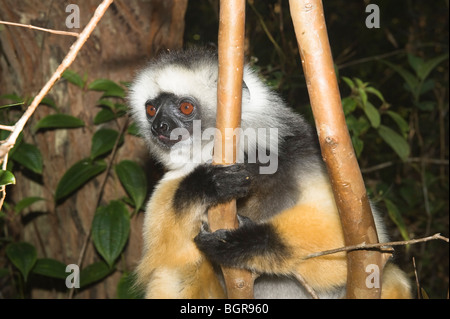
{"left": 0, "top": 0, "right": 187, "bottom": 298}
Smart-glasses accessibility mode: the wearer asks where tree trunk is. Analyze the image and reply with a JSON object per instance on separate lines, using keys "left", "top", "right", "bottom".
{"left": 0, "top": 0, "right": 187, "bottom": 298}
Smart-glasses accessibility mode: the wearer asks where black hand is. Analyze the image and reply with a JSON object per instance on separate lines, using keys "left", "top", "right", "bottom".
{"left": 174, "top": 164, "right": 253, "bottom": 212}
{"left": 194, "top": 215, "right": 288, "bottom": 270}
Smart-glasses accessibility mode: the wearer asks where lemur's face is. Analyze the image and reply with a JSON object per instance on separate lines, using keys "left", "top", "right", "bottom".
{"left": 144, "top": 92, "right": 201, "bottom": 149}
{"left": 128, "top": 48, "right": 266, "bottom": 171}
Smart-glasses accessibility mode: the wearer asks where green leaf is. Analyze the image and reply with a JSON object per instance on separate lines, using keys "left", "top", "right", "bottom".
{"left": 6, "top": 242, "right": 37, "bottom": 282}
{"left": 55, "top": 158, "right": 107, "bottom": 202}
{"left": 96, "top": 99, "right": 115, "bottom": 109}
{"left": 115, "top": 160, "right": 148, "bottom": 212}
{"left": 382, "top": 60, "right": 419, "bottom": 94}
{"left": 416, "top": 53, "right": 449, "bottom": 81}
{"left": 93, "top": 108, "right": 127, "bottom": 125}
{"left": 117, "top": 272, "right": 144, "bottom": 299}
{"left": 10, "top": 143, "right": 43, "bottom": 174}
{"left": 365, "top": 86, "right": 385, "bottom": 102}
{"left": 386, "top": 111, "right": 409, "bottom": 136}
{"left": 416, "top": 101, "right": 436, "bottom": 112}
{"left": 383, "top": 199, "right": 410, "bottom": 241}
{"left": 62, "top": 70, "right": 85, "bottom": 88}
{"left": 90, "top": 129, "right": 123, "bottom": 160}
{"left": 92, "top": 201, "right": 130, "bottom": 268}
{"left": 32, "top": 258, "right": 67, "bottom": 280}
{"left": 351, "top": 135, "right": 364, "bottom": 158}
{"left": 342, "top": 97, "right": 357, "bottom": 116}
{"left": 127, "top": 122, "right": 142, "bottom": 137}
{"left": 34, "top": 114, "right": 85, "bottom": 132}
{"left": 39, "top": 96, "right": 57, "bottom": 110}
{"left": 419, "top": 78, "right": 435, "bottom": 95}
{"left": 88, "top": 79, "right": 125, "bottom": 98}
{"left": 342, "top": 76, "right": 355, "bottom": 89}
{"left": 0, "top": 93, "right": 23, "bottom": 103}
{"left": 377, "top": 125, "right": 410, "bottom": 161}
{"left": 80, "top": 261, "right": 113, "bottom": 288}
{"left": 0, "top": 170, "right": 16, "bottom": 186}
{"left": 94, "top": 108, "right": 116, "bottom": 125}
{"left": 14, "top": 197, "right": 45, "bottom": 214}
{"left": 407, "top": 54, "right": 424, "bottom": 77}
{"left": 357, "top": 87, "right": 368, "bottom": 108}
{"left": 354, "top": 78, "right": 366, "bottom": 89}
{"left": 363, "top": 102, "right": 380, "bottom": 128}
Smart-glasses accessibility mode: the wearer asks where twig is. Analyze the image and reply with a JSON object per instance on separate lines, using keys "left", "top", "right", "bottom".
{"left": 0, "top": 125, "right": 15, "bottom": 131}
{"left": 68, "top": 116, "right": 128, "bottom": 299}
{"left": 0, "top": 153, "right": 9, "bottom": 210}
{"left": 304, "top": 233, "right": 449, "bottom": 260}
{"left": 361, "top": 161, "right": 395, "bottom": 173}
{"left": 248, "top": 1, "right": 286, "bottom": 63}
{"left": 361, "top": 157, "right": 449, "bottom": 173}
{"left": 336, "top": 49, "right": 405, "bottom": 70}
{"left": 412, "top": 257, "right": 421, "bottom": 299}
{"left": 0, "top": 0, "right": 114, "bottom": 211}
{"left": 293, "top": 272, "right": 319, "bottom": 299}
{"left": 0, "top": 0, "right": 113, "bottom": 158}
{"left": 0, "top": 20, "right": 79, "bottom": 37}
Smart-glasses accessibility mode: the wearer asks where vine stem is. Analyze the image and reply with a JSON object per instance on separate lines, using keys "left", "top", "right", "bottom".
{"left": 68, "top": 116, "right": 129, "bottom": 299}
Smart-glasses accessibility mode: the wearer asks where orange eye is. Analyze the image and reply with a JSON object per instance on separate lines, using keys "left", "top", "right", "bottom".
{"left": 180, "top": 102, "right": 194, "bottom": 115}
{"left": 146, "top": 104, "right": 156, "bottom": 117}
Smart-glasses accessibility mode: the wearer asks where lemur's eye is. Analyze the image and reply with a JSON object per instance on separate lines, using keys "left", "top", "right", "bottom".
{"left": 146, "top": 103, "right": 157, "bottom": 117}
{"left": 179, "top": 102, "right": 194, "bottom": 115}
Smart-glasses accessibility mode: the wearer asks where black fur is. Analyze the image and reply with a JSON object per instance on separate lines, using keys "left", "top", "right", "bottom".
{"left": 173, "top": 164, "right": 253, "bottom": 213}
{"left": 194, "top": 215, "right": 290, "bottom": 270}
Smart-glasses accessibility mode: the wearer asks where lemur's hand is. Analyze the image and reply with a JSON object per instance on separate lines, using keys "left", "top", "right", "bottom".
{"left": 174, "top": 164, "right": 253, "bottom": 210}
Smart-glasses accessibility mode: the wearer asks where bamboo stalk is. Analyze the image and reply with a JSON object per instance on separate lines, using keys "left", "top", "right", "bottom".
{"left": 289, "top": 0, "right": 384, "bottom": 298}
{"left": 207, "top": 0, "right": 255, "bottom": 299}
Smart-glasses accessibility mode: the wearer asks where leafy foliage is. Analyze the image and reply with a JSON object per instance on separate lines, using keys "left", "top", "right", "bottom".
{"left": 0, "top": 170, "right": 16, "bottom": 186}
{"left": 34, "top": 114, "right": 85, "bottom": 132}
{"left": 115, "top": 160, "right": 148, "bottom": 213}
{"left": 54, "top": 158, "right": 107, "bottom": 202}
{"left": 92, "top": 201, "right": 130, "bottom": 268}
{"left": 0, "top": 0, "right": 447, "bottom": 299}
{"left": 6, "top": 242, "right": 37, "bottom": 282}
{"left": 1, "top": 72, "right": 145, "bottom": 298}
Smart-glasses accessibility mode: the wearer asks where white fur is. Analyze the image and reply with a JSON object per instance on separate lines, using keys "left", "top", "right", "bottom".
{"left": 129, "top": 59, "right": 286, "bottom": 170}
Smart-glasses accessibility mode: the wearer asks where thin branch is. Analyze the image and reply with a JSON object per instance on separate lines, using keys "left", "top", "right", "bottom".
{"left": 361, "top": 161, "right": 395, "bottom": 173}
{"left": 412, "top": 257, "right": 421, "bottom": 299}
{"left": 0, "top": 125, "right": 15, "bottom": 132}
{"left": 248, "top": 1, "right": 286, "bottom": 63}
{"left": 0, "top": 0, "right": 114, "bottom": 211}
{"left": 361, "top": 157, "right": 449, "bottom": 173}
{"left": 336, "top": 49, "right": 405, "bottom": 70}
{"left": 0, "top": 153, "right": 9, "bottom": 209}
{"left": 304, "top": 233, "right": 449, "bottom": 260}
{"left": 0, "top": 0, "right": 113, "bottom": 157}
{"left": 293, "top": 272, "right": 319, "bottom": 299}
{"left": 0, "top": 20, "right": 79, "bottom": 37}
